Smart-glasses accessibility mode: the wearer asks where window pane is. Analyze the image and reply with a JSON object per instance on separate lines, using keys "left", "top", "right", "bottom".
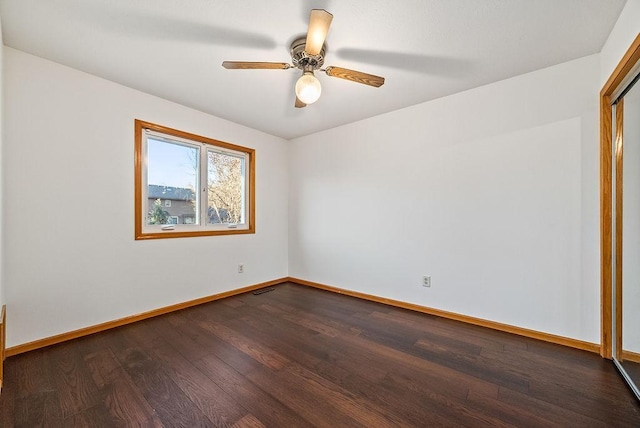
{"left": 147, "top": 138, "right": 198, "bottom": 225}
{"left": 207, "top": 150, "right": 245, "bottom": 224}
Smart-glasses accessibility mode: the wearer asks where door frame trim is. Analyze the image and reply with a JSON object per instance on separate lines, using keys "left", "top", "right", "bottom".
{"left": 600, "top": 33, "right": 640, "bottom": 359}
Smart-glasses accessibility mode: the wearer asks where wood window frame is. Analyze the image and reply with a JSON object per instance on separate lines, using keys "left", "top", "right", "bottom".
{"left": 134, "top": 119, "right": 256, "bottom": 240}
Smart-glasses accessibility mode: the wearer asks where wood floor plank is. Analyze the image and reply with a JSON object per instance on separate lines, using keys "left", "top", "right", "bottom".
{"left": 134, "top": 333, "right": 248, "bottom": 426}
{"left": 246, "top": 363, "right": 370, "bottom": 428}
{"left": 253, "top": 302, "right": 341, "bottom": 337}
{"left": 11, "top": 349, "right": 54, "bottom": 399}
{"left": 112, "top": 327, "right": 213, "bottom": 427}
{"left": 0, "top": 282, "right": 638, "bottom": 427}
{"left": 0, "top": 381, "right": 15, "bottom": 428}
{"left": 46, "top": 342, "right": 102, "bottom": 420}
{"left": 283, "top": 361, "right": 410, "bottom": 427}
{"left": 372, "top": 309, "right": 505, "bottom": 351}
{"left": 235, "top": 307, "right": 484, "bottom": 426}
{"left": 465, "top": 387, "right": 565, "bottom": 428}
{"left": 527, "top": 376, "right": 640, "bottom": 426}
{"left": 56, "top": 403, "right": 117, "bottom": 428}
{"left": 479, "top": 344, "right": 619, "bottom": 395}
{"left": 194, "top": 353, "right": 310, "bottom": 427}
{"left": 195, "top": 321, "right": 289, "bottom": 371}
{"left": 351, "top": 309, "right": 532, "bottom": 393}
{"left": 379, "top": 369, "right": 519, "bottom": 427}
{"left": 173, "top": 311, "right": 265, "bottom": 376}
{"left": 231, "top": 414, "right": 266, "bottom": 428}
{"left": 496, "top": 386, "right": 612, "bottom": 427}
{"left": 337, "top": 326, "right": 502, "bottom": 397}
{"left": 238, "top": 312, "right": 375, "bottom": 380}
{"left": 84, "top": 347, "right": 164, "bottom": 427}
{"left": 12, "top": 392, "right": 46, "bottom": 427}
{"left": 161, "top": 313, "right": 232, "bottom": 362}
{"left": 245, "top": 311, "right": 462, "bottom": 402}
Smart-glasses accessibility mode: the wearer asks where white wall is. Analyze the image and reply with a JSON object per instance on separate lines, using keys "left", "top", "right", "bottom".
{"left": 289, "top": 55, "right": 601, "bottom": 342}
{"left": 601, "top": 0, "right": 640, "bottom": 85}
{"left": 2, "top": 47, "right": 289, "bottom": 347}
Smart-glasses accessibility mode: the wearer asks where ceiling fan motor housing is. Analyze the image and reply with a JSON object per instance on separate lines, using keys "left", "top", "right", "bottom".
{"left": 291, "top": 36, "right": 326, "bottom": 71}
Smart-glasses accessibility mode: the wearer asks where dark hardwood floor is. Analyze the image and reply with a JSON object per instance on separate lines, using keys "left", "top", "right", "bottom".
{"left": 0, "top": 282, "right": 639, "bottom": 427}
{"left": 621, "top": 360, "right": 640, "bottom": 387}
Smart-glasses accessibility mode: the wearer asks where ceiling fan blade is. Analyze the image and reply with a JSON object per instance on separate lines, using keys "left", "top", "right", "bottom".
{"left": 324, "top": 66, "right": 385, "bottom": 87}
{"left": 295, "top": 96, "right": 307, "bottom": 108}
{"left": 305, "top": 9, "right": 333, "bottom": 56}
{"left": 222, "top": 61, "right": 291, "bottom": 70}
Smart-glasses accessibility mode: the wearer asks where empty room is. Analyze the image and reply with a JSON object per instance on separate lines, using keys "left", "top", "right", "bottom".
{"left": 0, "top": 0, "right": 639, "bottom": 426}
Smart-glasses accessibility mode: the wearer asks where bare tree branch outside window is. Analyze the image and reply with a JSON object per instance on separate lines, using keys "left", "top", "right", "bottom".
{"left": 208, "top": 152, "right": 243, "bottom": 224}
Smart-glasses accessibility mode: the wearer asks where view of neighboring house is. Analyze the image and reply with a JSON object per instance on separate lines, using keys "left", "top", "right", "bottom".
{"left": 148, "top": 184, "right": 196, "bottom": 224}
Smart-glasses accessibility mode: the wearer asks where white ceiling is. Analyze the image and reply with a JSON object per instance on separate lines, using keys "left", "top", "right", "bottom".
{"left": 0, "top": 0, "right": 627, "bottom": 139}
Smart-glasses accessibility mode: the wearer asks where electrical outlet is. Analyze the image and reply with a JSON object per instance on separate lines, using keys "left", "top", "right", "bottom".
{"left": 238, "top": 264, "right": 244, "bottom": 273}
{"left": 422, "top": 276, "right": 431, "bottom": 287}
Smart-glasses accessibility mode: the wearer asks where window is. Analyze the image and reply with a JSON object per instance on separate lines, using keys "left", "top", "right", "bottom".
{"left": 135, "top": 120, "right": 255, "bottom": 239}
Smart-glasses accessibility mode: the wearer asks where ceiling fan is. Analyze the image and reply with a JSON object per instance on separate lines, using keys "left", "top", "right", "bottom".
{"left": 222, "top": 9, "right": 385, "bottom": 108}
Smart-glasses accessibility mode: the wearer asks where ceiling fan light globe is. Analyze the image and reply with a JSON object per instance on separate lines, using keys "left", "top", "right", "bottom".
{"left": 295, "top": 73, "right": 322, "bottom": 104}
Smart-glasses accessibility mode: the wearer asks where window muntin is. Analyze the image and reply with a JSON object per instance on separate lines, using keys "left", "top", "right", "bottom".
{"left": 135, "top": 120, "right": 255, "bottom": 239}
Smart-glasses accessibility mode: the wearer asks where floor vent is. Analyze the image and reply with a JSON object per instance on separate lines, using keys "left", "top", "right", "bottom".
{"left": 252, "top": 287, "right": 275, "bottom": 295}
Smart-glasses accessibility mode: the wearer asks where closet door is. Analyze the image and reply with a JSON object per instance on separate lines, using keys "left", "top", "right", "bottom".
{"left": 603, "top": 33, "right": 640, "bottom": 401}
{"left": 616, "top": 69, "right": 640, "bottom": 398}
